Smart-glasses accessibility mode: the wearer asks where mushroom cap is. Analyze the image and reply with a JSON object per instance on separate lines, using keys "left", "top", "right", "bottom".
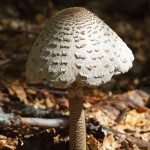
{"left": 26, "top": 7, "right": 134, "bottom": 88}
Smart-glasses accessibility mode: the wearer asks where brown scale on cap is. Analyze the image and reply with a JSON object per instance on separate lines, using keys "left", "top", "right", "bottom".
{"left": 26, "top": 7, "right": 134, "bottom": 88}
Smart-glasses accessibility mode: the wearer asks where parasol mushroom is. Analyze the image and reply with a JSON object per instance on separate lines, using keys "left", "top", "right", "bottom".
{"left": 26, "top": 7, "right": 134, "bottom": 150}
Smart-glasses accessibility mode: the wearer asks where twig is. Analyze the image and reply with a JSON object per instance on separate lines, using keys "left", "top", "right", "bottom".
{"left": 116, "top": 108, "right": 127, "bottom": 123}
{"left": 21, "top": 117, "right": 68, "bottom": 128}
{"left": 0, "top": 108, "right": 68, "bottom": 128}
{"left": 0, "top": 59, "right": 11, "bottom": 66}
{"left": 0, "top": 108, "right": 21, "bottom": 127}
{"left": 25, "top": 86, "right": 68, "bottom": 95}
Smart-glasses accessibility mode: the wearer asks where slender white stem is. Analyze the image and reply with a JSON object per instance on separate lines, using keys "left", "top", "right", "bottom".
{"left": 68, "top": 81, "right": 86, "bottom": 150}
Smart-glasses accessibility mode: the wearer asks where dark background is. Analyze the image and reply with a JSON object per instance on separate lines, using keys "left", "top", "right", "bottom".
{"left": 0, "top": 0, "right": 150, "bottom": 93}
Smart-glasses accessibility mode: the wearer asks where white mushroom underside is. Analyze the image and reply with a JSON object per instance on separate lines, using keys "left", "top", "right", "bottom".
{"left": 26, "top": 7, "right": 134, "bottom": 88}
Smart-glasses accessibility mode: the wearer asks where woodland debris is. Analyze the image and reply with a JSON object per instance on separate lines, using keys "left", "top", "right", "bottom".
{"left": 0, "top": 108, "right": 68, "bottom": 128}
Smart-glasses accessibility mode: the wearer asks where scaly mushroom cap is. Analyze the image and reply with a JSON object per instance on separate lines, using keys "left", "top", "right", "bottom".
{"left": 26, "top": 7, "right": 134, "bottom": 88}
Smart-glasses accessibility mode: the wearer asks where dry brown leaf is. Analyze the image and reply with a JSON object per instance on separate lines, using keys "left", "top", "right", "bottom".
{"left": 86, "top": 105, "right": 120, "bottom": 126}
{"left": 45, "top": 97, "right": 54, "bottom": 109}
{"left": 101, "top": 134, "right": 121, "bottom": 150}
{"left": 53, "top": 134, "right": 60, "bottom": 143}
{"left": 34, "top": 98, "right": 46, "bottom": 109}
{"left": 42, "top": 91, "right": 55, "bottom": 109}
{"left": 125, "top": 110, "right": 145, "bottom": 126}
{"left": 65, "top": 111, "right": 70, "bottom": 116}
{"left": 112, "top": 124, "right": 127, "bottom": 134}
{"left": 113, "top": 109, "right": 150, "bottom": 142}
{"left": 84, "top": 102, "right": 92, "bottom": 109}
{"left": 26, "top": 89, "right": 37, "bottom": 95}
{"left": 86, "top": 134, "right": 101, "bottom": 150}
{"left": 0, "top": 135, "right": 14, "bottom": 150}
{"left": 6, "top": 80, "right": 29, "bottom": 104}
{"left": 114, "top": 90, "right": 150, "bottom": 108}
{"left": 137, "top": 106, "right": 147, "bottom": 113}
{"left": 0, "top": 135, "right": 6, "bottom": 148}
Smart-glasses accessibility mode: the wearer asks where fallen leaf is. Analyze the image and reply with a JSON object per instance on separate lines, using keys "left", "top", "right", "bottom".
{"left": 86, "top": 134, "right": 101, "bottom": 150}
{"left": 84, "top": 102, "right": 92, "bottom": 109}
{"left": 6, "top": 80, "right": 29, "bottom": 104}
{"left": 137, "top": 106, "right": 147, "bottom": 113}
{"left": 26, "top": 89, "right": 37, "bottom": 95}
{"left": 125, "top": 110, "right": 145, "bottom": 126}
{"left": 102, "top": 134, "right": 121, "bottom": 150}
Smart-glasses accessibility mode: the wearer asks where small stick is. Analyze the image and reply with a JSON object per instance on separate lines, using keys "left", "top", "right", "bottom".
{"left": 116, "top": 108, "right": 127, "bottom": 123}
{"left": 0, "top": 109, "right": 68, "bottom": 128}
{"left": 25, "top": 86, "right": 68, "bottom": 95}
{"left": 21, "top": 117, "right": 69, "bottom": 128}
{"left": 0, "top": 59, "right": 11, "bottom": 66}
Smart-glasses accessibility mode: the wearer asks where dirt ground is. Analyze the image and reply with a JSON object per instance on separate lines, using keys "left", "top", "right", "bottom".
{"left": 0, "top": 0, "right": 150, "bottom": 149}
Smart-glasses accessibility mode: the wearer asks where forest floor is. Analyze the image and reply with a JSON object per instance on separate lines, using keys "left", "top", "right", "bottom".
{"left": 0, "top": 0, "right": 150, "bottom": 150}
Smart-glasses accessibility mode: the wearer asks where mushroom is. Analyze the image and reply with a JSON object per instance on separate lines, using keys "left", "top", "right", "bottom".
{"left": 26, "top": 7, "right": 134, "bottom": 150}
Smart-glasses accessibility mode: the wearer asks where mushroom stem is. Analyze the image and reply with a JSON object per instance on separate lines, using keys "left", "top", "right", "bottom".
{"left": 68, "top": 81, "right": 86, "bottom": 150}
